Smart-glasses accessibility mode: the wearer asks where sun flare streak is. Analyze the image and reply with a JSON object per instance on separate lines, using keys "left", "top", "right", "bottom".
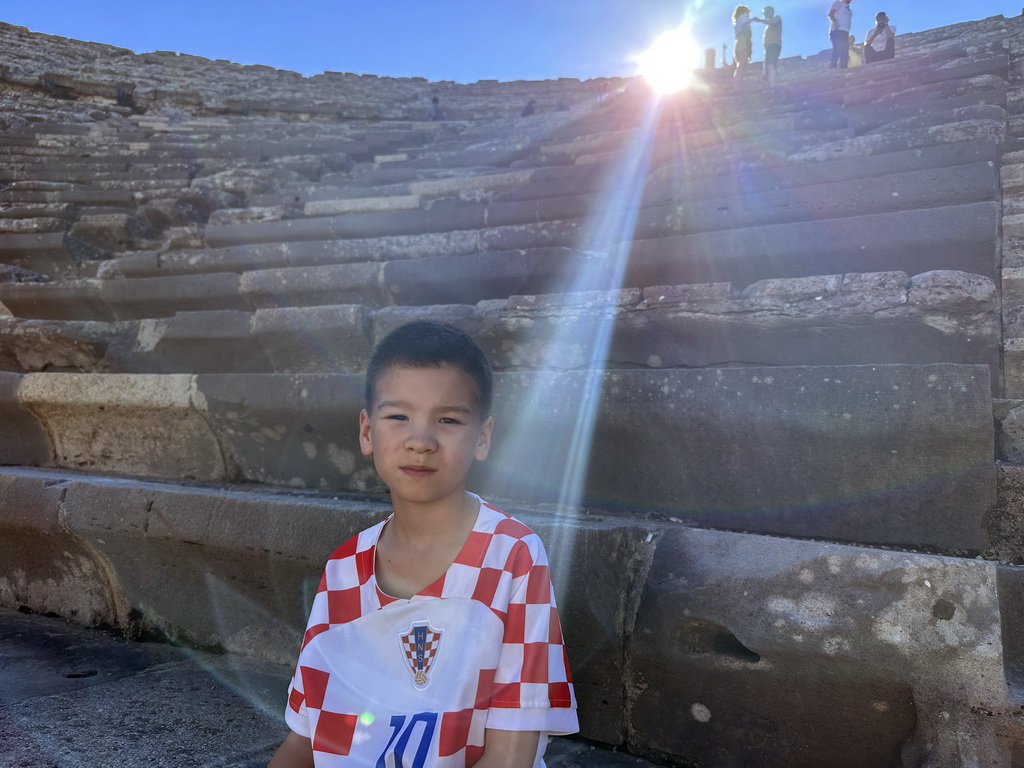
{"left": 511, "top": 102, "right": 662, "bottom": 599}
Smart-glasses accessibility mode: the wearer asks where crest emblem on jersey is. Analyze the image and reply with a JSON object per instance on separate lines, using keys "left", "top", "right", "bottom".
{"left": 400, "top": 623, "right": 442, "bottom": 689}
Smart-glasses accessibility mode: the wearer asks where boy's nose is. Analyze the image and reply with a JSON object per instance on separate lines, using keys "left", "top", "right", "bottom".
{"left": 405, "top": 423, "right": 438, "bottom": 451}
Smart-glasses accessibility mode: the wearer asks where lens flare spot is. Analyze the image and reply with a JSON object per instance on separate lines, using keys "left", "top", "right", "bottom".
{"left": 359, "top": 712, "right": 375, "bottom": 726}
{"left": 637, "top": 26, "right": 700, "bottom": 95}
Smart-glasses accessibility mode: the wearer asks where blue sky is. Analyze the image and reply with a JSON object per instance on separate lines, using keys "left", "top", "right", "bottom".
{"left": 3, "top": 1, "right": 1022, "bottom": 83}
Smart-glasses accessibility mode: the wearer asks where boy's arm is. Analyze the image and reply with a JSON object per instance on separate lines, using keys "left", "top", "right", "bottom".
{"left": 473, "top": 729, "right": 542, "bottom": 768}
{"left": 267, "top": 732, "right": 314, "bottom": 768}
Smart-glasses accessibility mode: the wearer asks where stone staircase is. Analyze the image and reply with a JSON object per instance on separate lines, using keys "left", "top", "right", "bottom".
{"left": 2, "top": 15, "right": 1024, "bottom": 767}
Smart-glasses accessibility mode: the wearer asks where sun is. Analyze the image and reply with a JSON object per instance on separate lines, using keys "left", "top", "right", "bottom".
{"left": 637, "top": 26, "right": 701, "bottom": 95}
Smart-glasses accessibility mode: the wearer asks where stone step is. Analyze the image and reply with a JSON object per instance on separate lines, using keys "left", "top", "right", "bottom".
{"left": 2, "top": 463, "right": 1014, "bottom": 765}
{"left": 510, "top": 138, "right": 1001, "bottom": 205}
{"left": 22, "top": 198, "right": 992, "bottom": 317}
{"left": 621, "top": 200, "right": 999, "bottom": 288}
{"left": 839, "top": 52, "right": 1009, "bottom": 105}
{"left": 251, "top": 136, "right": 999, "bottom": 219}
{"left": 0, "top": 362, "right": 993, "bottom": 554}
{"left": 0, "top": 167, "right": 194, "bottom": 185}
{"left": 0, "top": 187, "right": 136, "bottom": 208}
{"left": 0, "top": 231, "right": 110, "bottom": 281}
{"left": 847, "top": 89, "right": 1006, "bottom": 135}
{"left": 97, "top": 228, "right": 487, "bottom": 279}
{"left": 0, "top": 316, "right": 121, "bottom": 373}
{"left": 202, "top": 157, "right": 998, "bottom": 251}
{"left": 0, "top": 271, "right": 246, "bottom": 320}
{"left": 247, "top": 159, "right": 994, "bottom": 245}
{"left": 0, "top": 271, "right": 997, "bottom": 391}
{"left": 0, "top": 203, "right": 80, "bottom": 221}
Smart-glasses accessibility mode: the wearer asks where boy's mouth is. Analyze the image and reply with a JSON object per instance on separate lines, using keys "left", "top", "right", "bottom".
{"left": 400, "top": 465, "right": 436, "bottom": 478}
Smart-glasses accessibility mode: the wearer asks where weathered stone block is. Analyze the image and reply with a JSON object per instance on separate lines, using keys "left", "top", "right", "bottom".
{"left": 100, "top": 273, "right": 247, "bottom": 320}
{"left": 0, "top": 280, "right": 115, "bottom": 322}
{"left": 985, "top": 464, "right": 1024, "bottom": 564}
{"left": 252, "top": 305, "right": 373, "bottom": 373}
{"left": 476, "top": 364, "right": 994, "bottom": 553}
{"left": 69, "top": 214, "right": 160, "bottom": 251}
{"left": 0, "top": 232, "right": 80, "bottom": 280}
{"left": 0, "top": 471, "right": 118, "bottom": 625}
{"left": 1005, "top": 338, "right": 1024, "bottom": 398}
{"left": 0, "top": 317, "right": 115, "bottom": 373}
{"left": 626, "top": 202, "right": 999, "bottom": 287}
{"left": 628, "top": 527, "right": 1008, "bottom": 767}
{"left": 383, "top": 248, "right": 610, "bottom": 305}
{"left": 60, "top": 478, "right": 387, "bottom": 658}
{"left": 636, "top": 162, "right": 998, "bottom": 237}
{"left": 193, "top": 373, "right": 376, "bottom": 491}
{"left": 240, "top": 263, "right": 387, "bottom": 309}
{"left": 18, "top": 373, "right": 226, "bottom": 481}
{"left": 304, "top": 194, "right": 420, "bottom": 217}
{"left": 515, "top": 515, "right": 656, "bottom": 746}
{"left": 0, "top": 373, "right": 51, "bottom": 466}
{"left": 112, "top": 311, "right": 273, "bottom": 373}
{"left": 205, "top": 204, "right": 486, "bottom": 248}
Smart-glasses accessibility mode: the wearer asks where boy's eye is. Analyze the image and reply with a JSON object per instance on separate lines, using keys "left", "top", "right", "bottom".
{"left": 384, "top": 414, "right": 408, "bottom": 421}
{"left": 439, "top": 417, "right": 462, "bottom": 425}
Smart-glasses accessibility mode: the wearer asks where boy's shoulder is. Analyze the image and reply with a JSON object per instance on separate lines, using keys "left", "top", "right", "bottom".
{"left": 477, "top": 498, "right": 539, "bottom": 540}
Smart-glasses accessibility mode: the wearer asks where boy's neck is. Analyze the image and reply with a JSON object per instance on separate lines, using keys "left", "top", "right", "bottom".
{"left": 388, "top": 490, "right": 479, "bottom": 544}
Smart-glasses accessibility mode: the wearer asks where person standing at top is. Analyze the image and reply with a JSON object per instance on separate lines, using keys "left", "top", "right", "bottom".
{"left": 733, "top": 5, "right": 753, "bottom": 89}
{"left": 429, "top": 96, "right": 446, "bottom": 121}
{"left": 828, "top": 0, "right": 853, "bottom": 69}
{"left": 864, "top": 11, "right": 895, "bottom": 62}
{"left": 751, "top": 6, "right": 782, "bottom": 90}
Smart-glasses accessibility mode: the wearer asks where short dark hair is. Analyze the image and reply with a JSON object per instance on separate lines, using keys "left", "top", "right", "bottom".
{"left": 365, "top": 321, "right": 493, "bottom": 417}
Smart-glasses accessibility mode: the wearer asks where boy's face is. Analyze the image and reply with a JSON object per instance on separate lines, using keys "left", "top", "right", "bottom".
{"left": 359, "top": 364, "right": 493, "bottom": 508}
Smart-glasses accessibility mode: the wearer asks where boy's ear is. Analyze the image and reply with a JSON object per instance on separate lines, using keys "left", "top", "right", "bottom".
{"left": 475, "top": 416, "right": 494, "bottom": 461}
{"left": 358, "top": 409, "right": 373, "bottom": 456}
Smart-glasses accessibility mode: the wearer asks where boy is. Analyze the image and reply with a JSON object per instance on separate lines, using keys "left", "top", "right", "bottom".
{"left": 269, "top": 321, "right": 578, "bottom": 768}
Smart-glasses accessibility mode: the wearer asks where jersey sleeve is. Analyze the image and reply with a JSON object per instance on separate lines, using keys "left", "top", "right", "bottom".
{"left": 282, "top": 531, "right": 368, "bottom": 738}
{"left": 485, "top": 534, "right": 579, "bottom": 735}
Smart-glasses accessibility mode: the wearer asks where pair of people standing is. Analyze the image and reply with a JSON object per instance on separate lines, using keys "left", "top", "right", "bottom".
{"left": 732, "top": 5, "right": 782, "bottom": 90}
{"left": 830, "top": 0, "right": 894, "bottom": 69}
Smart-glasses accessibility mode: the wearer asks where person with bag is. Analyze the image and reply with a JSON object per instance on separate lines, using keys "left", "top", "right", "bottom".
{"left": 733, "top": 5, "right": 753, "bottom": 89}
{"left": 864, "top": 12, "right": 895, "bottom": 62}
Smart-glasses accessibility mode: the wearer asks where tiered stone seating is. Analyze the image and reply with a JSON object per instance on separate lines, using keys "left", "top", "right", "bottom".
{"left": 4, "top": 15, "right": 1024, "bottom": 767}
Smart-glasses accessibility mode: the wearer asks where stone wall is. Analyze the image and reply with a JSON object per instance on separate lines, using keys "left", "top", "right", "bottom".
{"left": 1, "top": 14, "right": 1024, "bottom": 767}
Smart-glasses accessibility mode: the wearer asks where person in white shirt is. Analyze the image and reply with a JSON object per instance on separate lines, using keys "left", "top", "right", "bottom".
{"left": 864, "top": 11, "right": 895, "bottom": 62}
{"left": 828, "top": 0, "right": 853, "bottom": 69}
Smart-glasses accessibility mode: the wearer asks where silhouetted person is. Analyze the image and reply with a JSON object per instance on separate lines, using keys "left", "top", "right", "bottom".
{"left": 429, "top": 96, "right": 445, "bottom": 121}
{"left": 732, "top": 5, "right": 753, "bottom": 89}
{"left": 848, "top": 34, "right": 864, "bottom": 66}
{"left": 751, "top": 6, "right": 782, "bottom": 89}
{"left": 864, "top": 11, "right": 895, "bottom": 62}
{"left": 828, "top": 0, "right": 853, "bottom": 68}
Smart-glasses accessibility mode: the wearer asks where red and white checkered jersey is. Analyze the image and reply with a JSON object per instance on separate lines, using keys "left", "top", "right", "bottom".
{"left": 284, "top": 497, "right": 578, "bottom": 767}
